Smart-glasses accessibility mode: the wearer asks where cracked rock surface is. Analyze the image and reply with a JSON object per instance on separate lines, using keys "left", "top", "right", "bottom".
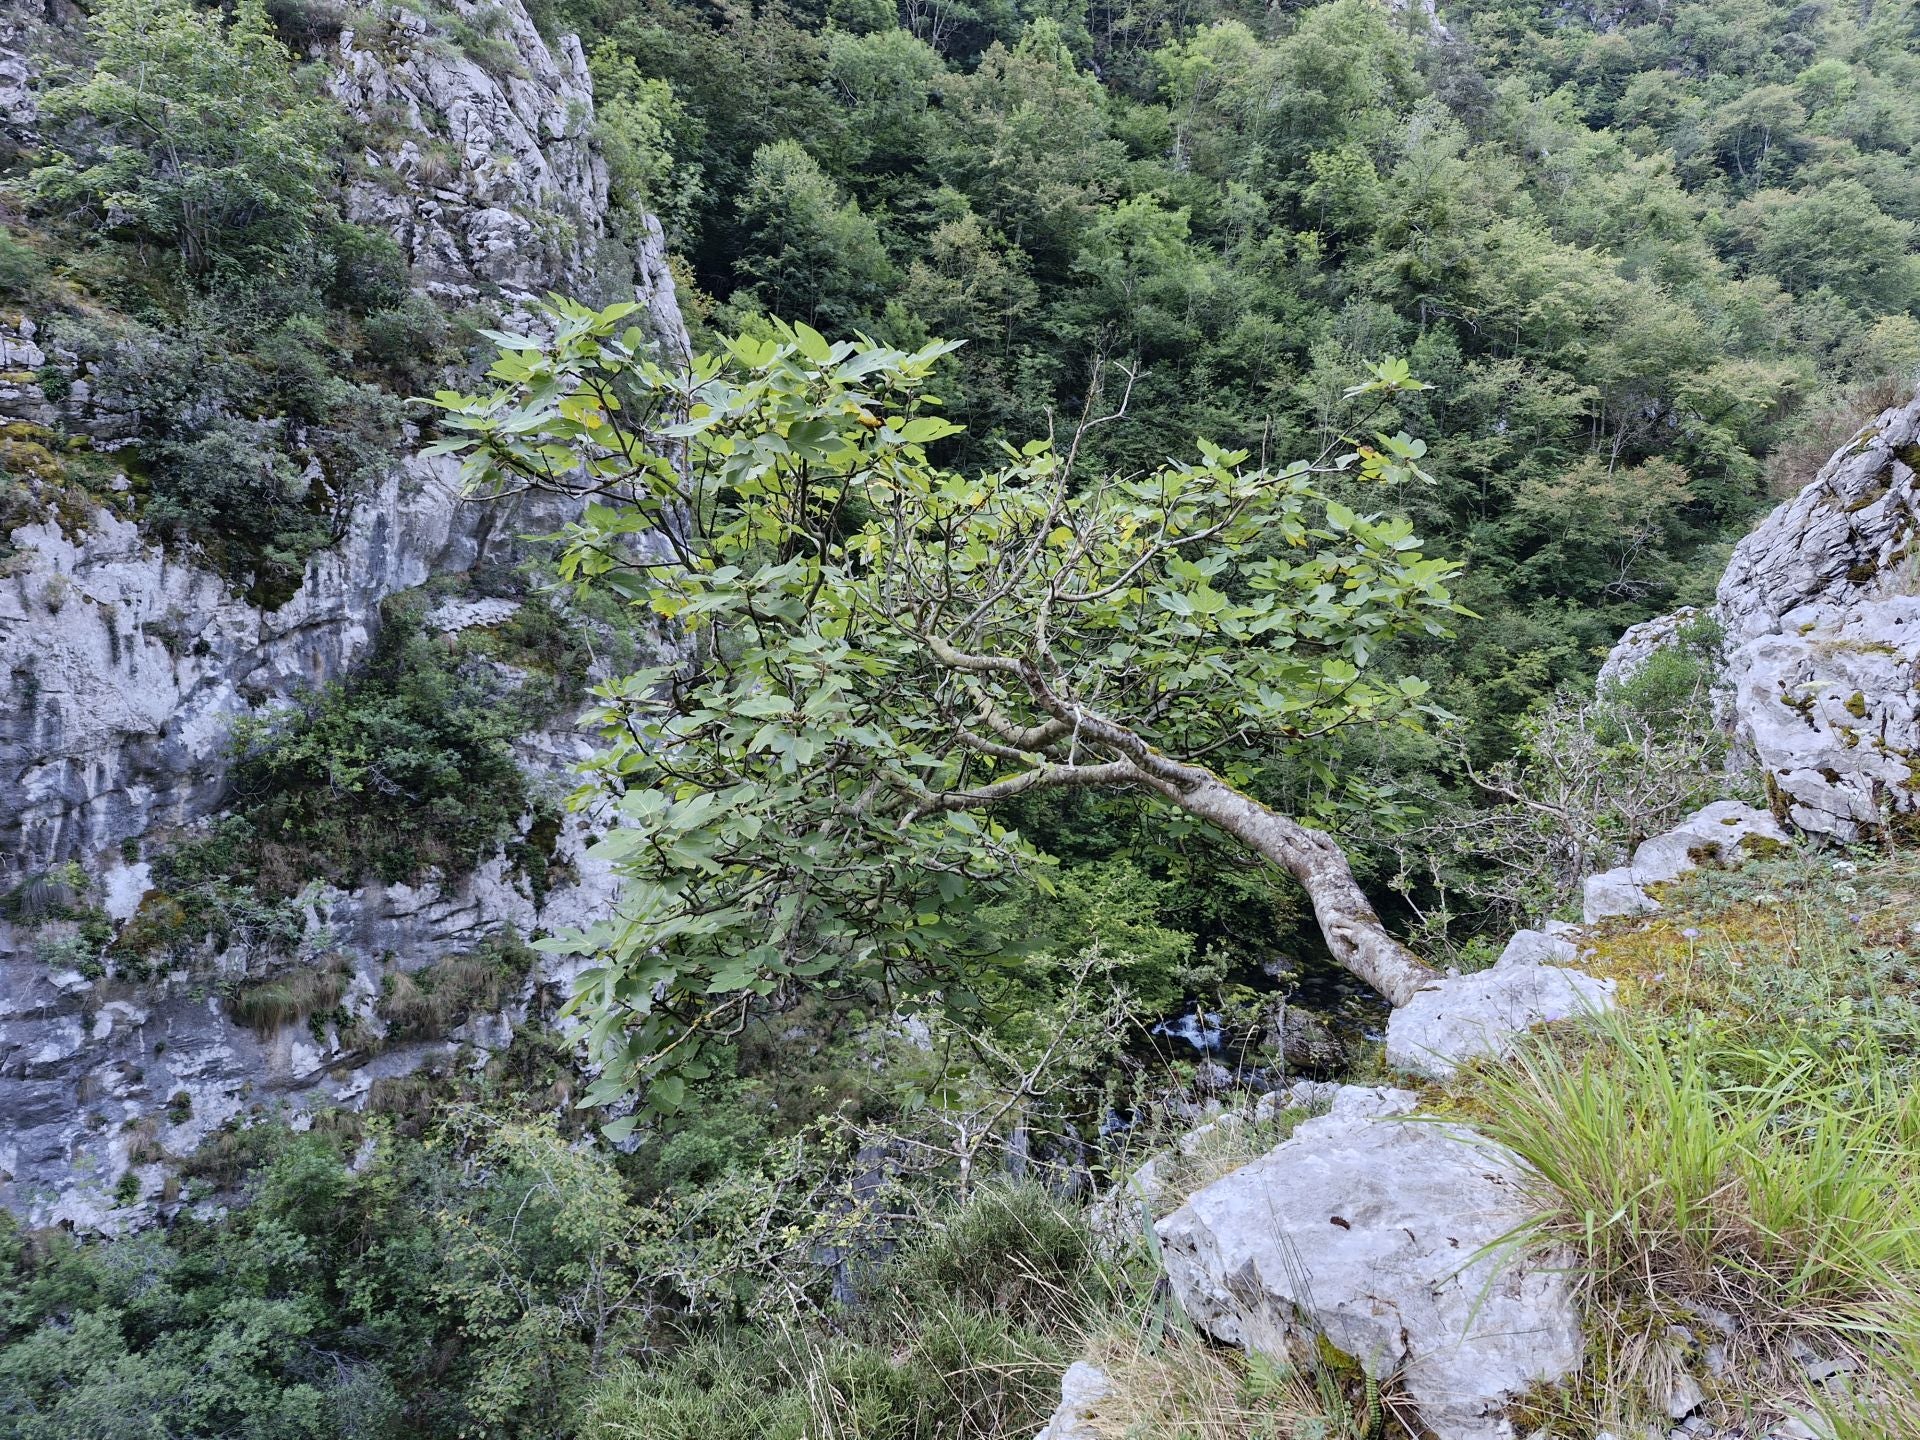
{"left": 1156, "top": 1085, "right": 1583, "bottom": 1440}
{"left": 0, "top": 0, "right": 682, "bottom": 1230}
{"left": 1606, "top": 390, "right": 1920, "bottom": 841}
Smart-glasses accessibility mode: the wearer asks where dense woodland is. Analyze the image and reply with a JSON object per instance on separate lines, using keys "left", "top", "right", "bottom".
{"left": 4, "top": 0, "right": 1920, "bottom": 1433}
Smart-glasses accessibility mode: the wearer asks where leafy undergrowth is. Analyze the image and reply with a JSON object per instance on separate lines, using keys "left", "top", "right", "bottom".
{"left": 1456, "top": 841, "right": 1920, "bottom": 1437}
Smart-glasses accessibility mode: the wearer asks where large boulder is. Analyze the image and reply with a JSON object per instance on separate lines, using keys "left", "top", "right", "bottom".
{"left": 1156, "top": 1086, "right": 1582, "bottom": 1440}
{"left": 1608, "top": 391, "right": 1920, "bottom": 841}
{"left": 1386, "top": 956, "right": 1614, "bottom": 1080}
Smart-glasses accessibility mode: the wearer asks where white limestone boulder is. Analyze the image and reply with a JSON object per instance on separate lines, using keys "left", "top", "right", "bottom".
{"left": 1582, "top": 801, "right": 1790, "bottom": 923}
{"left": 1032, "top": 1361, "right": 1112, "bottom": 1440}
{"left": 1156, "top": 1086, "right": 1582, "bottom": 1440}
{"left": 1386, "top": 962, "right": 1615, "bottom": 1080}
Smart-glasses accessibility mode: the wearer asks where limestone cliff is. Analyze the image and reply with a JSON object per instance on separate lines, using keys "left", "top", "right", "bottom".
{"left": 0, "top": 0, "right": 681, "bottom": 1229}
{"left": 1606, "top": 390, "right": 1920, "bottom": 842}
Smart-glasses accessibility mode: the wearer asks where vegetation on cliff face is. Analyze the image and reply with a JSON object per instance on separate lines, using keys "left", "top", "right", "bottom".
{"left": 7, "top": 0, "right": 1920, "bottom": 1435}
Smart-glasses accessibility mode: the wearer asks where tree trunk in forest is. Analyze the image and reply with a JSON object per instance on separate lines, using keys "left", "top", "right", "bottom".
{"left": 1132, "top": 763, "right": 1440, "bottom": 1008}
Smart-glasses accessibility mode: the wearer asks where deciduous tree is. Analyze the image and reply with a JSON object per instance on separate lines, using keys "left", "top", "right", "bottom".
{"left": 432, "top": 304, "right": 1463, "bottom": 1109}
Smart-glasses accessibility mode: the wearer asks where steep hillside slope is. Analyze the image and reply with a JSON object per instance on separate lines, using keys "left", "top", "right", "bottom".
{"left": 0, "top": 0, "right": 684, "bottom": 1230}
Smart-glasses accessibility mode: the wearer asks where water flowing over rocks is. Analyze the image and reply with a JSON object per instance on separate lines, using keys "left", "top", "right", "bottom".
{"left": 0, "top": 0, "right": 683, "bottom": 1229}
{"left": 1155, "top": 1085, "right": 1584, "bottom": 1440}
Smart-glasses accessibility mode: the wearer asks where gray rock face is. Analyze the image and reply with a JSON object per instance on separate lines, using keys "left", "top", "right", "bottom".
{"left": 1386, "top": 958, "right": 1614, "bottom": 1080}
{"left": 1581, "top": 801, "right": 1789, "bottom": 923}
{"left": 325, "top": 0, "right": 688, "bottom": 357}
{"left": 1156, "top": 1086, "right": 1583, "bottom": 1440}
{"left": 0, "top": 9, "right": 37, "bottom": 140}
{"left": 1031, "top": 1361, "right": 1112, "bottom": 1440}
{"left": 1604, "top": 392, "right": 1920, "bottom": 841}
{"left": 0, "top": 0, "right": 685, "bottom": 1228}
{"left": 2, "top": 458, "right": 525, "bottom": 870}
{"left": 0, "top": 773, "right": 622, "bottom": 1231}
{"left": 1597, "top": 606, "right": 1703, "bottom": 692}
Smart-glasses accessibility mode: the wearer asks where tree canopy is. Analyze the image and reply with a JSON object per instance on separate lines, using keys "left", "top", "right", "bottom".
{"left": 434, "top": 303, "right": 1461, "bottom": 1111}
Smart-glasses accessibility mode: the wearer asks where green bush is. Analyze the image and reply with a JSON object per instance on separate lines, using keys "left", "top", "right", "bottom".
{"left": 0, "top": 230, "right": 45, "bottom": 297}
{"left": 31, "top": 0, "right": 336, "bottom": 277}
{"left": 883, "top": 1182, "right": 1103, "bottom": 1331}
{"left": 1595, "top": 613, "right": 1726, "bottom": 744}
{"left": 144, "top": 420, "right": 333, "bottom": 603}
{"left": 228, "top": 601, "right": 532, "bottom": 886}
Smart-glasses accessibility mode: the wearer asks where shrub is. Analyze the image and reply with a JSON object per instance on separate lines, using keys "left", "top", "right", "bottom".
{"left": 31, "top": 0, "right": 337, "bottom": 276}
{"left": 225, "top": 954, "right": 352, "bottom": 1034}
{"left": 358, "top": 293, "right": 453, "bottom": 393}
{"left": 379, "top": 934, "right": 532, "bottom": 1040}
{"left": 144, "top": 419, "right": 333, "bottom": 603}
{"left": 0, "top": 230, "right": 45, "bottom": 297}
{"left": 227, "top": 602, "right": 532, "bottom": 885}
{"left": 883, "top": 1182, "right": 1103, "bottom": 1331}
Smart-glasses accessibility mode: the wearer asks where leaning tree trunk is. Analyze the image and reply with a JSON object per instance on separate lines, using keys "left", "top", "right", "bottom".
{"left": 1138, "top": 763, "right": 1439, "bottom": 1007}
{"left": 925, "top": 646, "right": 1443, "bottom": 1007}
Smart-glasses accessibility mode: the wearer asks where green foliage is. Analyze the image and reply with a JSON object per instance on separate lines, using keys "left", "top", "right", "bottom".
{"left": 225, "top": 953, "right": 353, "bottom": 1035}
{"left": 380, "top": 933, "right": 534, "bottom": 1040}
{"left": 588, "top": 41, "right": 701, "bottom": 237}
{"left": 228, "top": 599, "right": 533, "bottom": 886}
{"left": 731, "top": 140, "right": 898, "bottom": 333}
{"left": 0, "top": 230, "right": 46, "bottom": 298}
{"left": 32, "top": 0, "right": 336, "bottom": 277}
{"left": 432, "top": 307, "right": 1456, "bottom": 1108}
{"left": 1594, "top": 613, "right": 1726, "bottom": 744}
{"left": 883, "top": 1181, "right": 1103, "bottom": 1330}
{"left": 0, "top": 1110, "right": 1113, "bottom": 1440}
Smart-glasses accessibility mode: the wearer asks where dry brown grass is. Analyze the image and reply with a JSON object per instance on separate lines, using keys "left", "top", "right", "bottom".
{"left": 1761, "top": 376, "right": 1916, "bottom": 500}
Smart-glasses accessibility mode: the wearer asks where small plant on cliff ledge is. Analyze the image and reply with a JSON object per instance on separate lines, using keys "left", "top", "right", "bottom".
{"left": 431, "top": 302, "right": 1463, "bottom": 1114}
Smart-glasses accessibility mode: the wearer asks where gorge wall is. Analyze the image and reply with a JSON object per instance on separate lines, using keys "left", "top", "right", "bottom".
{"left": 0, "top": 0, "right": 684, "bottom": 1230}
{"left": 1607, "top": 389, "right": 1920, "bottom": 841}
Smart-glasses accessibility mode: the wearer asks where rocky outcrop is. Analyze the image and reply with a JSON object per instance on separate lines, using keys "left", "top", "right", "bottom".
{"left": 1714, "top": 397, "right": 1920, "bottom": 840}
{"left": 0, "top": 460, "right": 562, "bottom": 870}
{"left": 1597, "top": 605, "right": 1702, "bottom": 692}
{"left": 326, "top": 0, "right": 688, "bottom": 356}
{"left": 0, "top": 0, "right": 685, "bottom": 1229}
{"left": 1605, "top": 391, "right": 1920, "bottom": 841}
{"left": 1156, "top": 1085, "right": 1583, "bottom": 1440}
{"left": 0, "top": 11, "right": 36, "bottom": 143}
{"left": 0, "top": 766, "right": 621, "bottom": 1231}
{"left": 1386, "top": 934, "right": 1614, "bottom": 1080}
{"left": 1581, "top": 800, "right": 1789, "bottom": 922}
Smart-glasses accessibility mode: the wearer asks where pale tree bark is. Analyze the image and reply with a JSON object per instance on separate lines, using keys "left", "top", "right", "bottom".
{"left": 1137, "top": 765, "right": 1438, "bottom": 1007}
{"left": 911, "top": 640, "right": 1442, "bottom": 1007}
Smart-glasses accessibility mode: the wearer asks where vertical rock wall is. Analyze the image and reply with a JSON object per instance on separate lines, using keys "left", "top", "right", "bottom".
{"left": 0, "top": 0, "right": 682, "bottom": 1229}
{"left": 1604, "top": 390, "right": 1920, "bottom": 843}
